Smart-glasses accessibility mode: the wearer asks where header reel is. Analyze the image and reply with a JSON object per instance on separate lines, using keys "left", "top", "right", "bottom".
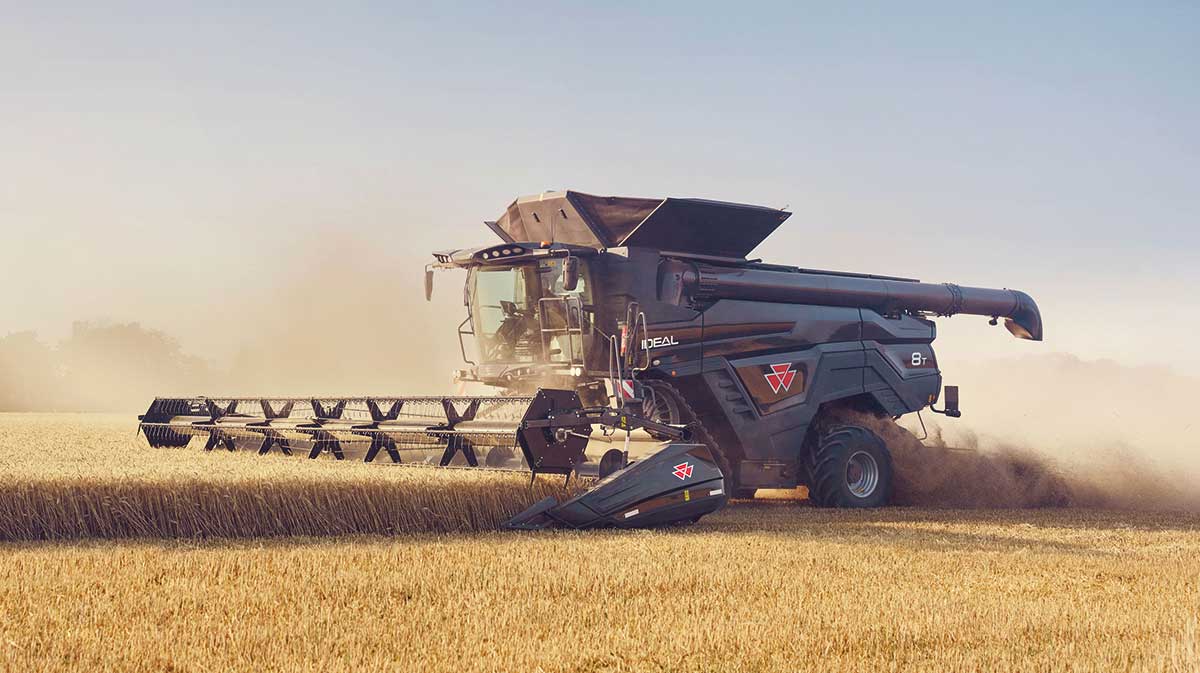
{"left": 138, "top": 388, "right": 727, "bottom": 529}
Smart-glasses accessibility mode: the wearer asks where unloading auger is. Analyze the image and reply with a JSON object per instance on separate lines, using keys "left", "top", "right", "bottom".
{"left": 138, "top": 388, "right": 729, "bottom": 529}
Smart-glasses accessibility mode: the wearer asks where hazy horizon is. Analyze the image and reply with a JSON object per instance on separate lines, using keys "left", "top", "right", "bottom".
{"left": 4, "top": 3, "right": 1198, "bottom": 380}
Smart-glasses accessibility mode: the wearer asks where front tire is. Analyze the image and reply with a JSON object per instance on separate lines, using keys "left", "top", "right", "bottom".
{"left": 598, "top": 448, "right": 627, "bottom": 479}
{"left": 485, "top": 446, "right": 514, "bottom": 468}
{"left": 805, "top": 424, "right": 894, "bottom": 508}
{"left": 640, "top": 380, "right": 736, "bottom": 489}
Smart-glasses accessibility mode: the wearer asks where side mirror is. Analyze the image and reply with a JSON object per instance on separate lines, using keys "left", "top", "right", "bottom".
{"left": 424, "top": 268, "right": 434, "bottom": 301}
{"left": 562, "top": 257, "right": 579, "bottom": 292}
{"left": 930, "top": 384, "right": 961, "bottom": 418}
{"left": 943, "top": 385, "right": 961, "bottom": 418}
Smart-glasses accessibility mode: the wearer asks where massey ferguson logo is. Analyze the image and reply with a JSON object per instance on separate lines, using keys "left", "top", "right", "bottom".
{"left": 764, "top": 363, "right": 797, "bottom": 394}
{"left": 672, "top": 462, "right": 694, "bottom": 480}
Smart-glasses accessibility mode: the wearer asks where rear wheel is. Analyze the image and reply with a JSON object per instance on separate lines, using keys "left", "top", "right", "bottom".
{"left": 805, "top": 424, "right": 894, "bottom": 508}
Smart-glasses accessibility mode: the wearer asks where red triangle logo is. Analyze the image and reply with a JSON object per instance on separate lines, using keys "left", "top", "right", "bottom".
{"left": 764, "top": 363, "right": 797, "bottom": 394}
{"left": 672, "top": 462, "right": 694, "bottom": 480}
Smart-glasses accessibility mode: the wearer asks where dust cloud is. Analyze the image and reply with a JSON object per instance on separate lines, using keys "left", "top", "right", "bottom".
{"left": 0, "top": 239, "right": 469, "bottom": 411}
{"left": 218, "top": 238, "right": 466, "bottom": 398}
{"left": 861, "top": 419, "right": 1200, "bottom": 511}
{"left": 872, "top": 354, "right": 1200, "bottom": 511}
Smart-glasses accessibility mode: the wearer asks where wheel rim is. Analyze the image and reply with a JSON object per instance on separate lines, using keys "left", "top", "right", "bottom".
{"left": 641, "top": 387, "right": 679, "bottom": 425}
{"left": 845, "top": 450, "right": 880, "bottom": 498}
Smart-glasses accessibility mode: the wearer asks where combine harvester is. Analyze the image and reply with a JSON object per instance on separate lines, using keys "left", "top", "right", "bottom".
{"left": 139, "top": 191, "right": 1042, "bottom": 529}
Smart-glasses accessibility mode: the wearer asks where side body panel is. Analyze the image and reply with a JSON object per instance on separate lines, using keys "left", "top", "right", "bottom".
{"left": 458, "top": 247, "right": 946, "bottom": 490}
{"left": 637, "top": 285, "right": 941, "bottom": 489}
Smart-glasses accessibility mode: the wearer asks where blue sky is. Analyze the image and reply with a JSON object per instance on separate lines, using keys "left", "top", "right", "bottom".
{"left": 2, "top": 2, "right": 1198, "bottom": 374}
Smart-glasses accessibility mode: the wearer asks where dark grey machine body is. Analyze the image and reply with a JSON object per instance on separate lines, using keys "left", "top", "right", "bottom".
{"left": 585, "top": 250, "right": 992, "bottom": 490}
{"left": 437, "top": 190, "right": 1043, "bottom": 496}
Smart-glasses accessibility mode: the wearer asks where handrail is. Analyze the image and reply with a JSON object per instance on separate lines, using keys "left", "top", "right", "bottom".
{"left": 634, "top": 310, "right": 651, "bottom": 372}
{"left": 608, "top": 333, "right": 624, "bottom": 409}
{"left": 457, "top": 316, "right": 476, "bottom": 365}
{"left": 537, "top": 296, "right": 585, "bottom": 366}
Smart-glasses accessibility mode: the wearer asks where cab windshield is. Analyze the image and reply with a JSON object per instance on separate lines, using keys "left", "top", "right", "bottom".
{"left": 469, "top": 258, "right": 590, "bottom": 364}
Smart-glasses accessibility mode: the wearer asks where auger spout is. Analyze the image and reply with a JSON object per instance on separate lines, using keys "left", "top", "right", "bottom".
{"left": 658, "top": 259, "right": 1043, "bottom": 340}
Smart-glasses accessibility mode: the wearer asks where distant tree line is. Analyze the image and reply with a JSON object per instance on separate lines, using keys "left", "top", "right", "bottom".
{"left": 0, "top": 322, "right": 216, "bottom": 412}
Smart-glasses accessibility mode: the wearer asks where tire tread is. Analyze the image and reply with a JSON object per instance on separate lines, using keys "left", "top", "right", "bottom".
{"left": 804, "top": 424, "right": 894, "bottom": 508}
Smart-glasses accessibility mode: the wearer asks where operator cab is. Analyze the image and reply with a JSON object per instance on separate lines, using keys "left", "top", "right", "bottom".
{"left": 469, "top": 256, "right": 594, "bottom": 366}
{"left": 428, "top": 241, "right": 606, "bottom": 391}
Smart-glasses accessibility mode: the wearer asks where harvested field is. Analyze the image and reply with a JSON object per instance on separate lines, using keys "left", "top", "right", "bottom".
{"left": 2, "top": 507, "right": 1198, "bottom": 672}
{"left": 1, "top": 414, "right": 1199, "bottom": 672}
{"left": 0, "top": 414, "right": 569, "bottom": 539}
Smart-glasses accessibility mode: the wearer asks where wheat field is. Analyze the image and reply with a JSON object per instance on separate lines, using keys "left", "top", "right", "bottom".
{"left": 0, "top": 414, "right": 569, "bottom": 539}
{"left": 1, "top": 413, "right": 1199, "bottom": 672}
